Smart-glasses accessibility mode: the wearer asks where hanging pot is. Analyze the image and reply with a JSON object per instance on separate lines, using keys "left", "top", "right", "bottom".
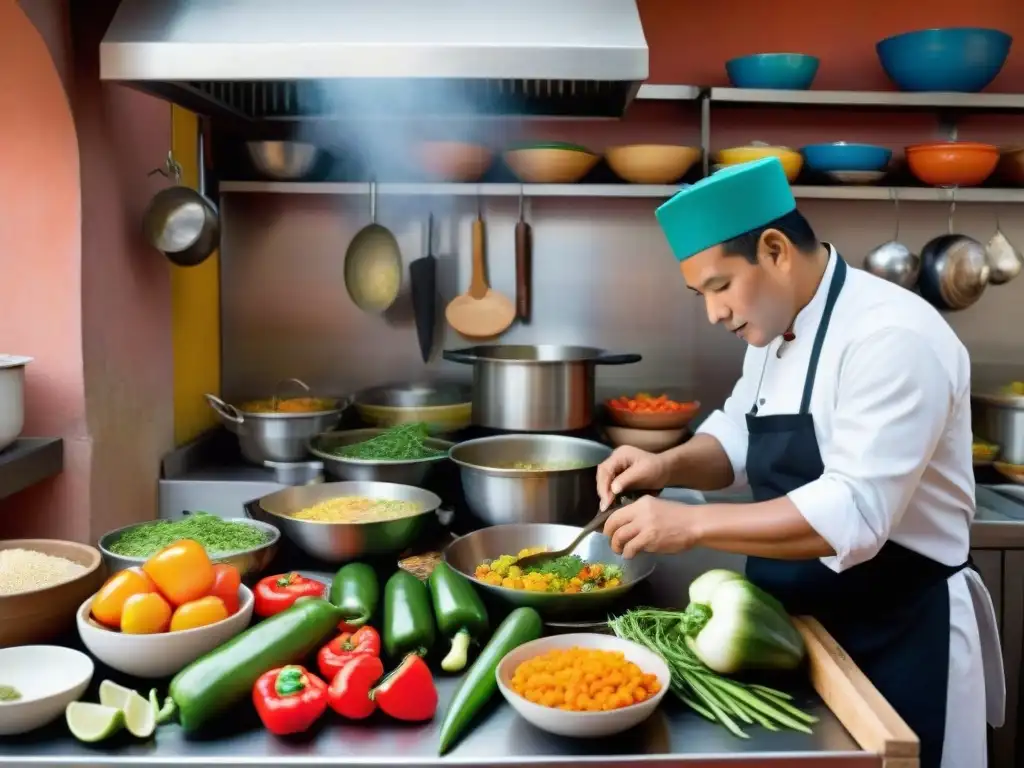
{"left": 142, "top": 117, "right": 220, "bottom": 268}
{"left": 864, "top": 190, "right": 919, "bottom": 289}
{"left": 985, "top": 209, "right": 1023, "bottom": 285}
{"left": 917, "top": 195, "right": 989, "bottom": 312}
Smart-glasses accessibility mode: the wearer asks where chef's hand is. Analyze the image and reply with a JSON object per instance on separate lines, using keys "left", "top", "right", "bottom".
{"left": 603, "top": 495, "right": 697, "bottom": 559}
{"left": 596, "top": 446, "right": 670, "bottom": 511}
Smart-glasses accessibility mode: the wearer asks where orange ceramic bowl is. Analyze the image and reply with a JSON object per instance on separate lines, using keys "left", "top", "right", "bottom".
{"left": 416, "top": 141, "right": 493, "bottom": 182}
{"left": 905, "top": 142, "right": 999, "bottom": 187}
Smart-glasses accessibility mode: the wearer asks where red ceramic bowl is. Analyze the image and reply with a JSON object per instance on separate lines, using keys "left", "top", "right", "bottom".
{"left": 905, "top": 142, "right": 999, "bottom": 187}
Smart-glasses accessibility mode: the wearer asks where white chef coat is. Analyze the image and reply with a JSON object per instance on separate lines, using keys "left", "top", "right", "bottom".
{"left": 696, "top": 245, "right": 1004, "bottom": 767}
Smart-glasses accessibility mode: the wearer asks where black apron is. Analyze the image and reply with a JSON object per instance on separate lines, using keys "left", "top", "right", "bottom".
{"left": 743, "top": 253, "right": 966, "bottom": 768}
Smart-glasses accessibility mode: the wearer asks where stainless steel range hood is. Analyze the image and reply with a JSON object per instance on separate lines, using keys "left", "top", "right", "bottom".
{"left": 100, "top": 0, "right": 650, "bottom": 121}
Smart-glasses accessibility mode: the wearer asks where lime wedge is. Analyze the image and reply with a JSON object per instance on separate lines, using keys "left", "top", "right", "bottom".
{"left": 99, "top": 680, "right": 137, "bottom": 710}
{"left": 66, "top": 702, "right": 125, "bottom": 743}
{"left": 123, "top": 690, "right": 156, "bottom": 739}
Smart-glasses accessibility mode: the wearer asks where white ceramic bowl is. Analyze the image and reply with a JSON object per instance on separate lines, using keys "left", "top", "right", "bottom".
{"left": 0, "top": 355, "right": 31, "bottom": 451}
{"left": 77, "top": 584, "right": 254, "bottom": 679}
{"left": 0, "top": 645, "right": 93, "bottom": 735}
{"left": 496, "top": 633, "right": 670, "bottom": 738}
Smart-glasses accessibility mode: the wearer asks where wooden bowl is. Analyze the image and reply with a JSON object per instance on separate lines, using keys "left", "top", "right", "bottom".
{"left": 906, "top": 142, "right": 999, "bottom": 187}
{"left": 606, "top": 401, "right": 701, "bottom": 430}
{"left": 997, "top": 147, "right": 1024, "bottom": 186}
{"left": 503, "top": 143, "right": 600, "bottom": 184}
{"left": 0, "top": 539, "right": 106, "bottom": 648}
{"left": 605, "top": 145, "right": 701, "bottom": 184}
{"left": 605, "top": 425, "right": 686, "bottom": 453}
{"left": 415, "top": 141, "right": 493, "bottom": 182}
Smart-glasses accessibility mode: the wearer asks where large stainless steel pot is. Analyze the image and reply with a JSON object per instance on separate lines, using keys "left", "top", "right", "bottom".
{"left": 0, "top": 355, "right": 31, "bottom": 452}
{"left": 449, "top": 434, "right": 612, "bottom": 526}
{"left": 205, "top": 379, "right": 349, "bottom": 464}
{"left": 973, "top": 389, "right": 1024, "bottom": 465}
{"left": 249, "top": 481, "right": 443, "bottom": 563}
{"left": 442, "top": 345, "right": 641, "bottom": 431}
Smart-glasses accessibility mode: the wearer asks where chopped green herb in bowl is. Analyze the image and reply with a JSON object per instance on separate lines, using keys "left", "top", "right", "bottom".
{"left": 102, "top": 514, "right": 273, "bottom": 559}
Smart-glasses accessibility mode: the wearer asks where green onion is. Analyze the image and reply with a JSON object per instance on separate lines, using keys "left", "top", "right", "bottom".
{"left": 608, "top": 608, "right": 819, "bottom": 738}
{"left": 332, "top": 423, "right": 446, "bottom": 461}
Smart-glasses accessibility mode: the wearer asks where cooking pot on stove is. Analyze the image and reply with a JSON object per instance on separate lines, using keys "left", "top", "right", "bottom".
{"left": 443, "top": 345, "right": 641, "bottom": 432}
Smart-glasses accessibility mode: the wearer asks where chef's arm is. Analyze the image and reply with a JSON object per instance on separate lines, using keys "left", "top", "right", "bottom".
{"left": 694, "top": 329, "right": 954, "bottom": 569}
{"left": 656, "top": 433, "right": 736, "bottom": 491}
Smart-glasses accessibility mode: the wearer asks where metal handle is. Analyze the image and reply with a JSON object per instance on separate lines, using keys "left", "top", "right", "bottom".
{"left": 594, "top": 352, "right": 643, "bottom": 365}
{"left": 205, "top": 393, "right": 244, "bottom": 425}
{"left": 272, "top": 378, "right": 311, "bottom": 407}
{"left": 443, "top": 349, "right": 478, "bottom": 364}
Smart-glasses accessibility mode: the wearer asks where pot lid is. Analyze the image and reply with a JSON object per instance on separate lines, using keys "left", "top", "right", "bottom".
{"left": 0, "top": 355, "right": 33, "bottom": 369}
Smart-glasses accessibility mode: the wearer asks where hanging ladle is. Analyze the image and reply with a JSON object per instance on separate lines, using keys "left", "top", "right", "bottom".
{"left": 863, "top": 189, "right": 919, "bottom": 289}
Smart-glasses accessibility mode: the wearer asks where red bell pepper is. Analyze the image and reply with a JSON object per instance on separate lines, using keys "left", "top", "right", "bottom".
{"left": 371, "top": 653, "right": 438, "bottom": 722}
{"left": 317, "top": 625, "right": 381, "bottom": 680}
{"left": 254, "top": 573, "right": 325, "bottom": 618}
{"left": 326, "top": 654, "right": 384, "bottom": 720}
{"left": 252, "top": 665, "right": 328, "bottom": 736}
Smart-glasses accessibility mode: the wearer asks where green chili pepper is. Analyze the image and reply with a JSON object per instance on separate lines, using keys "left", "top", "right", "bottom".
{"left": 428, "top": 562, "right": 489, "bottom": 673}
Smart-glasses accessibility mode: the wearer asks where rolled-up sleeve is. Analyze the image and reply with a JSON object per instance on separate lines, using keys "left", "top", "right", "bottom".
{"left": 695, "top": 350, "right": 762, "bottom": 488}
{"left": 787, "top": 328, "right": 954, "bottom": 572}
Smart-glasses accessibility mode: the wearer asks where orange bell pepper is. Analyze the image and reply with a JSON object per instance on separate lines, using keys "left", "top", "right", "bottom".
{"left": 170, "top": 595, "right": 229, "bottom": 632}
{"left": 142, "top": 539, "right": 215, "bottom": 607}
{"left": 91, "top": 568, "right": 157, "bottom": 628}
{"left": 121, "top": 591, "right": 172, "bottom": 634}
{"left": 209, "top": 563, "right": 241, "bottom": 614}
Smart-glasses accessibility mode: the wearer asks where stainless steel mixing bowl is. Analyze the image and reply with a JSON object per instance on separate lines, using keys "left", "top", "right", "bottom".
{"left": 249, "top": 481, "right": 443, "bottom": 563}
{"left": 448, "top": 434, "right": 612, "bottom": 526}
{"left": 308, "top": 428, "right": 453, "bottom": 485}
{"left": 443, "top": 523, "right": 656, "bottom": 617}
{"left": 98, "top": 517, "right": 281, "bottom": 580}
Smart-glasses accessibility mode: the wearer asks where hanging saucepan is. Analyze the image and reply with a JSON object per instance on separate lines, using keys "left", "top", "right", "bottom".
{"left": 142, "top": 118, "right": 219, "bottom": 268}
{"left": 985, "top": 209, "right": 1023, "bottom": 285}
{"left": 917, "top": 192, "right": 990, "bottom": 312}
{"left": 864, "top": 189, "right": 920, "bottom": 289}
{"left": 344, "top": 181, "right": 402, "bottom": 313}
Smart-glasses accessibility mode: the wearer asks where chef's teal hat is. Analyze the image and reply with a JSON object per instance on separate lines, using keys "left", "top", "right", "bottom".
{"left": 655, "top": 157, "right": 796, "bottom": 262}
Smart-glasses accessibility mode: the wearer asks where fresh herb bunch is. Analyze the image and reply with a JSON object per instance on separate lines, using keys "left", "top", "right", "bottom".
{"left": 333, "top": 423, "right": 446, "bottom": 461}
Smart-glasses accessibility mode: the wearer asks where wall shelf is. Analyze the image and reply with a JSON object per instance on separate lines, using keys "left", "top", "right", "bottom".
{"left": 0, "top": 438, "right": 63, "bottom": 501}
{"left": 707, "top": 87, "right": 1024, "bottom": 111}
{"left": 220, "top": 181, "right": 1024, "bottom": 203}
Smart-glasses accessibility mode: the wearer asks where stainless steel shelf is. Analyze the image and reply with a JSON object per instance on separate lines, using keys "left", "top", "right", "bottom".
{"left": 635, "top": 84, "right": 702, "bottom": 101}
{"left": 0, "top": 437, "right": 63, "bottom": 501}
{"left": 709, "top": 87, "right": 1024, "bottom": 110}
{"left": 220, "top": 181, "right": 1024, "bottom": 203}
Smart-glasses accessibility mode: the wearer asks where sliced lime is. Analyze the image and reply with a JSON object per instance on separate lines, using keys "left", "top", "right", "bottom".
{"left": 123, "top": 690, "right": 156, "bottom": 739}
{"left": 66, "top": 702, "right": 125, "bottom": 743}
{"left": 98, "top": 680, "right": 137, "bottom": 710}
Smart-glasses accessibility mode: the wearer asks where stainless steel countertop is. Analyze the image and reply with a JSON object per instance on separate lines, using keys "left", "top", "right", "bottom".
{"left": 2, "top": 560, "right": 870, "bottom": 767}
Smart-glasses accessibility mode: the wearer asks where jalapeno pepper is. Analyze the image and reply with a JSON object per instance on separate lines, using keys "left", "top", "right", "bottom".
{"left": 316, "top": 625, "right": 381, "bottom": 680}
{"left": 254, "top": 573, "right": 326, "bottom": 618}
{"left": 252, "top": 665, "right": 328, "bottom": 736}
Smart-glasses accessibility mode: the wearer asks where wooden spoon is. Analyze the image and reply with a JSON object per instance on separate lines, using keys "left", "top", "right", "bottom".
{"left": 445, "top": 207, "right": 515, "bottom": 338}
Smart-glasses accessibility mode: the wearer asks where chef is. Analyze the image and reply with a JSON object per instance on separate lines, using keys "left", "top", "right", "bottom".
{"left": 597, "top": 157, "right": 1004, "bottom": 768}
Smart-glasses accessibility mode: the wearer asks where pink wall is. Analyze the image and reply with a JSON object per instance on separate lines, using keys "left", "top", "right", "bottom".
{"left": 0, "top": 0, "right": 174, "bottom": 542}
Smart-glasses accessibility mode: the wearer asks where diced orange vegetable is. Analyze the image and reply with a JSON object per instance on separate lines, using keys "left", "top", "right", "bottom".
{"left": 169, "top": 595, "right": 229, "bottom": 632}
{"left": 142, "top": 539, "right": 215, "bottom": 607}
{"left": 120, "top": 591, "right": 172, "bottom": 634}
{"left": 90, "top": 568, "right": 157, "bottom": 629}
{"left": 606, "top": 392, "right": 698, "bottom": 414}
{"left": 209, "top": 563, "right": 241, "bottom": 614}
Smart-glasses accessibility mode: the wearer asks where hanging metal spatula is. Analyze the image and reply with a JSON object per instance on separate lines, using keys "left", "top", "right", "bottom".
{"left": 514, "top": 491, "right": 652, "bottom": 571}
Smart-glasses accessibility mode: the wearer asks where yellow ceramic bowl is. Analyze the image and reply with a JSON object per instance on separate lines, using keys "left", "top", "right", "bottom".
{"left": 504, "top": 144, "right": 600, "bottom": 184}
{"left": 604, "top": 145, "right": 702, "bottom": 184}
{"left": 715, "top": 145, "right": 803, "bottom": 182}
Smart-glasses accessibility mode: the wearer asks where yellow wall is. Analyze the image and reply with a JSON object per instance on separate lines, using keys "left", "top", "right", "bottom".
{"left": 170, "top": 106, "right": 221, "bottom": 445}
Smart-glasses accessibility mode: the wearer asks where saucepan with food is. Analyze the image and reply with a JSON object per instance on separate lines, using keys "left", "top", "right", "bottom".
{"left": 308, "top": 425, "right": 454, "bottom": 485}
{"left": 248, "top": 480, "right": 443, "bottom": 563}
{"left": 448, "top": 434, "right": 612, "bottom": 526}
{"left": 443, "top": 522, "right": 656, "bottom": 617}
{"left": 205, "top": 378, "right": 349, "bottom": 464}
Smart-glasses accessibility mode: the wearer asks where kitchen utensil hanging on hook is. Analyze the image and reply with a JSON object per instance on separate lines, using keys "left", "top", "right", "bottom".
{"left": 864, "top": 188, "right": 919, "bottom": 289}
{"left": 444, "top": 195, "right": 515, "bottom": 339}
{"left": 515, "top": 188, "right": 533, "bottom": 323}
{"left": 409, "top": 214, "right": 438, "bottom": 362}
{"left": 985, "top": 208, "right": 1022, "bottom": 285}
{"left": 344, "top": 181, "right": 403, "bottom": 313}
{"left": 142, "top": 107, "right": 220, "bottom": 267}
{"left": 918, "top": 189, "right": 990, "bottom": 311}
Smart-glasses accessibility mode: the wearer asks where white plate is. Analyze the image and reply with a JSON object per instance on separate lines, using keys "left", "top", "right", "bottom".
{"left": 0, "top": 645, "right": 93, "bottom": 735}
{"left": 496, "top": 633, "right": 670, "bottom": 738}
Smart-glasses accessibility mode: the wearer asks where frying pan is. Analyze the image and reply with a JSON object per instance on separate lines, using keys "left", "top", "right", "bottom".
{"left": 344, "top": 181, "right": 402, "bottom": 313}
{"left": 142, "top": 126, "right": 219, "bottom": 268}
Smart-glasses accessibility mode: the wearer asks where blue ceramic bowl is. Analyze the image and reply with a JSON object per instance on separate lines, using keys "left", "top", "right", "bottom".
{"left": 801, "top": 143, "right": 892, "bottom": 173}
{"left": 725, "top": 54, "right": 820, "bottom": 90}
{"left": 876, "top": 28, "right": 1012, "bottom": 92}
